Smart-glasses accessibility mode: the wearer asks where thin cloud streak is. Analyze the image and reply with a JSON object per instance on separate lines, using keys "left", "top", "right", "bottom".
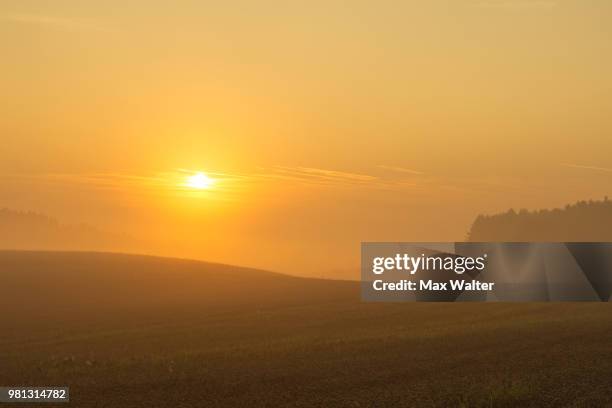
{"left": 563, "top": 164, "right": 612, "bottom": 173}
{"left": 0, "top": 165, "right": 422, "bottom": 195}
{"left": 471, "top": 0, "right": 557, "bottom": 9}
{"left": 377, "top": 165, "right": 424, "bottom": 175}
{"left": 2, "top": 168, "right": 551, "bottom": 198}
{"left": 2, "top": 13, "right": 117, "bottom": 33}
{"left": 270, "top": 166, "right": 377, "bottom": 184}
{"left": 1, "top": 173, "right": 175, "bottom": 191}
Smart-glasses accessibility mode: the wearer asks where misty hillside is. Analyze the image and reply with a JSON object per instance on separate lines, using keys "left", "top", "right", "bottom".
{"left": 467, "top": 198, "right": 612, "bottom": 241}
{"left": 0, "top": 251, "right": 357, "bottom": 323}
{"left": 0, "top": 209, "right": 144, "bottom": 253}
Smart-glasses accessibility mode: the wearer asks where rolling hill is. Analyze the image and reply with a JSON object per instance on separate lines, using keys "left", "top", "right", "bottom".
{"left": 0, "top": 251, "right": 359, "bottom": 331}
{"left": 0, "top": 251, "right": 611, "bottom": 407}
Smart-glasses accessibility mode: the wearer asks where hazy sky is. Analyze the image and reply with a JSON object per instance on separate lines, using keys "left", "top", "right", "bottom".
{"left": 2, "top": 0, "right": 612, "bottom": 276}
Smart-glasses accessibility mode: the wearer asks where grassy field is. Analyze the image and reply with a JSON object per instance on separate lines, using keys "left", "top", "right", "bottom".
{"left": 0, "top": 251, "right": 611, "bottom": 407}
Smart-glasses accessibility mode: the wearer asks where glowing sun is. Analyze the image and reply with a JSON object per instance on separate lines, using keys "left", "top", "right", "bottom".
{"left": 185, "top": 172, "right": 214, "bottom": 190}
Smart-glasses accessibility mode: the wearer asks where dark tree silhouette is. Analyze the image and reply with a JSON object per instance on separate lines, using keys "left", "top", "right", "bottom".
{"left": 467, "top": 197, "right": 612, "bottom": 241}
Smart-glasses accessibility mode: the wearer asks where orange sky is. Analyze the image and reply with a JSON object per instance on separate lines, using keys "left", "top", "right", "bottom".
{"left": 2, "top": 0, "right": 612, "bottom": 276}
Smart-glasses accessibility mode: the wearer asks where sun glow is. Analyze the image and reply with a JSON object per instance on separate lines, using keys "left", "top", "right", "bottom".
{"left": 185, "top": 172, "right": 214, "bottom": 190}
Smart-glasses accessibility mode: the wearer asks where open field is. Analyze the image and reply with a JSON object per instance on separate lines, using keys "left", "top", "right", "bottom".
{"left": 1, "top": 251, "right": 611, "bottom": 407}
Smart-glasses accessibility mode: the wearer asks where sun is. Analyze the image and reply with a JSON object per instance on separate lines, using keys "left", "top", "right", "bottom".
{"left": 185, "top": 172, "right": 214, "bottom": 190}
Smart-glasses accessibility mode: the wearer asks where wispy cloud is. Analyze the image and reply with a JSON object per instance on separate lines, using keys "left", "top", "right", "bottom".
{"left": 377, "top": 165, "right": 424, "bottom": 175}
{"left": 4, "top": 167, "right": 554, "bottom": 199}
{"left": 264, "top": 166, "right": 377, "bottom": 186}
{"left": 2, "top": 13, "right": 116, "bottom": 33}
{"left": 2, "top": 172, "right": 173, "bottom": 191}
{"left": 562, "top": 164, "right": 612, "bottom": 173}
{"left": 0, "top": 165, "right": 422, "bottom": 196}
{"left": 471, "top": 0, "right": 557, "bottom": 9}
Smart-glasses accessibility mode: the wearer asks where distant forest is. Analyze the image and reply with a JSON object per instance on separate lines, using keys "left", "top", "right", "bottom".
{"left": 467, "top": 197, "right": 612, "bottom": 241}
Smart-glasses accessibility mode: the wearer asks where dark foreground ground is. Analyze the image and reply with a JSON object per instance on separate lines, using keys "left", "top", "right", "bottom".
{"left": 0, "top": 251, "right": 611, "bottom": 407}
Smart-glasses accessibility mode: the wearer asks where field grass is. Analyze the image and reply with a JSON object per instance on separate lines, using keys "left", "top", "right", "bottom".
{"left": 0, "top": 251, "right": 611, "bottom": 407}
